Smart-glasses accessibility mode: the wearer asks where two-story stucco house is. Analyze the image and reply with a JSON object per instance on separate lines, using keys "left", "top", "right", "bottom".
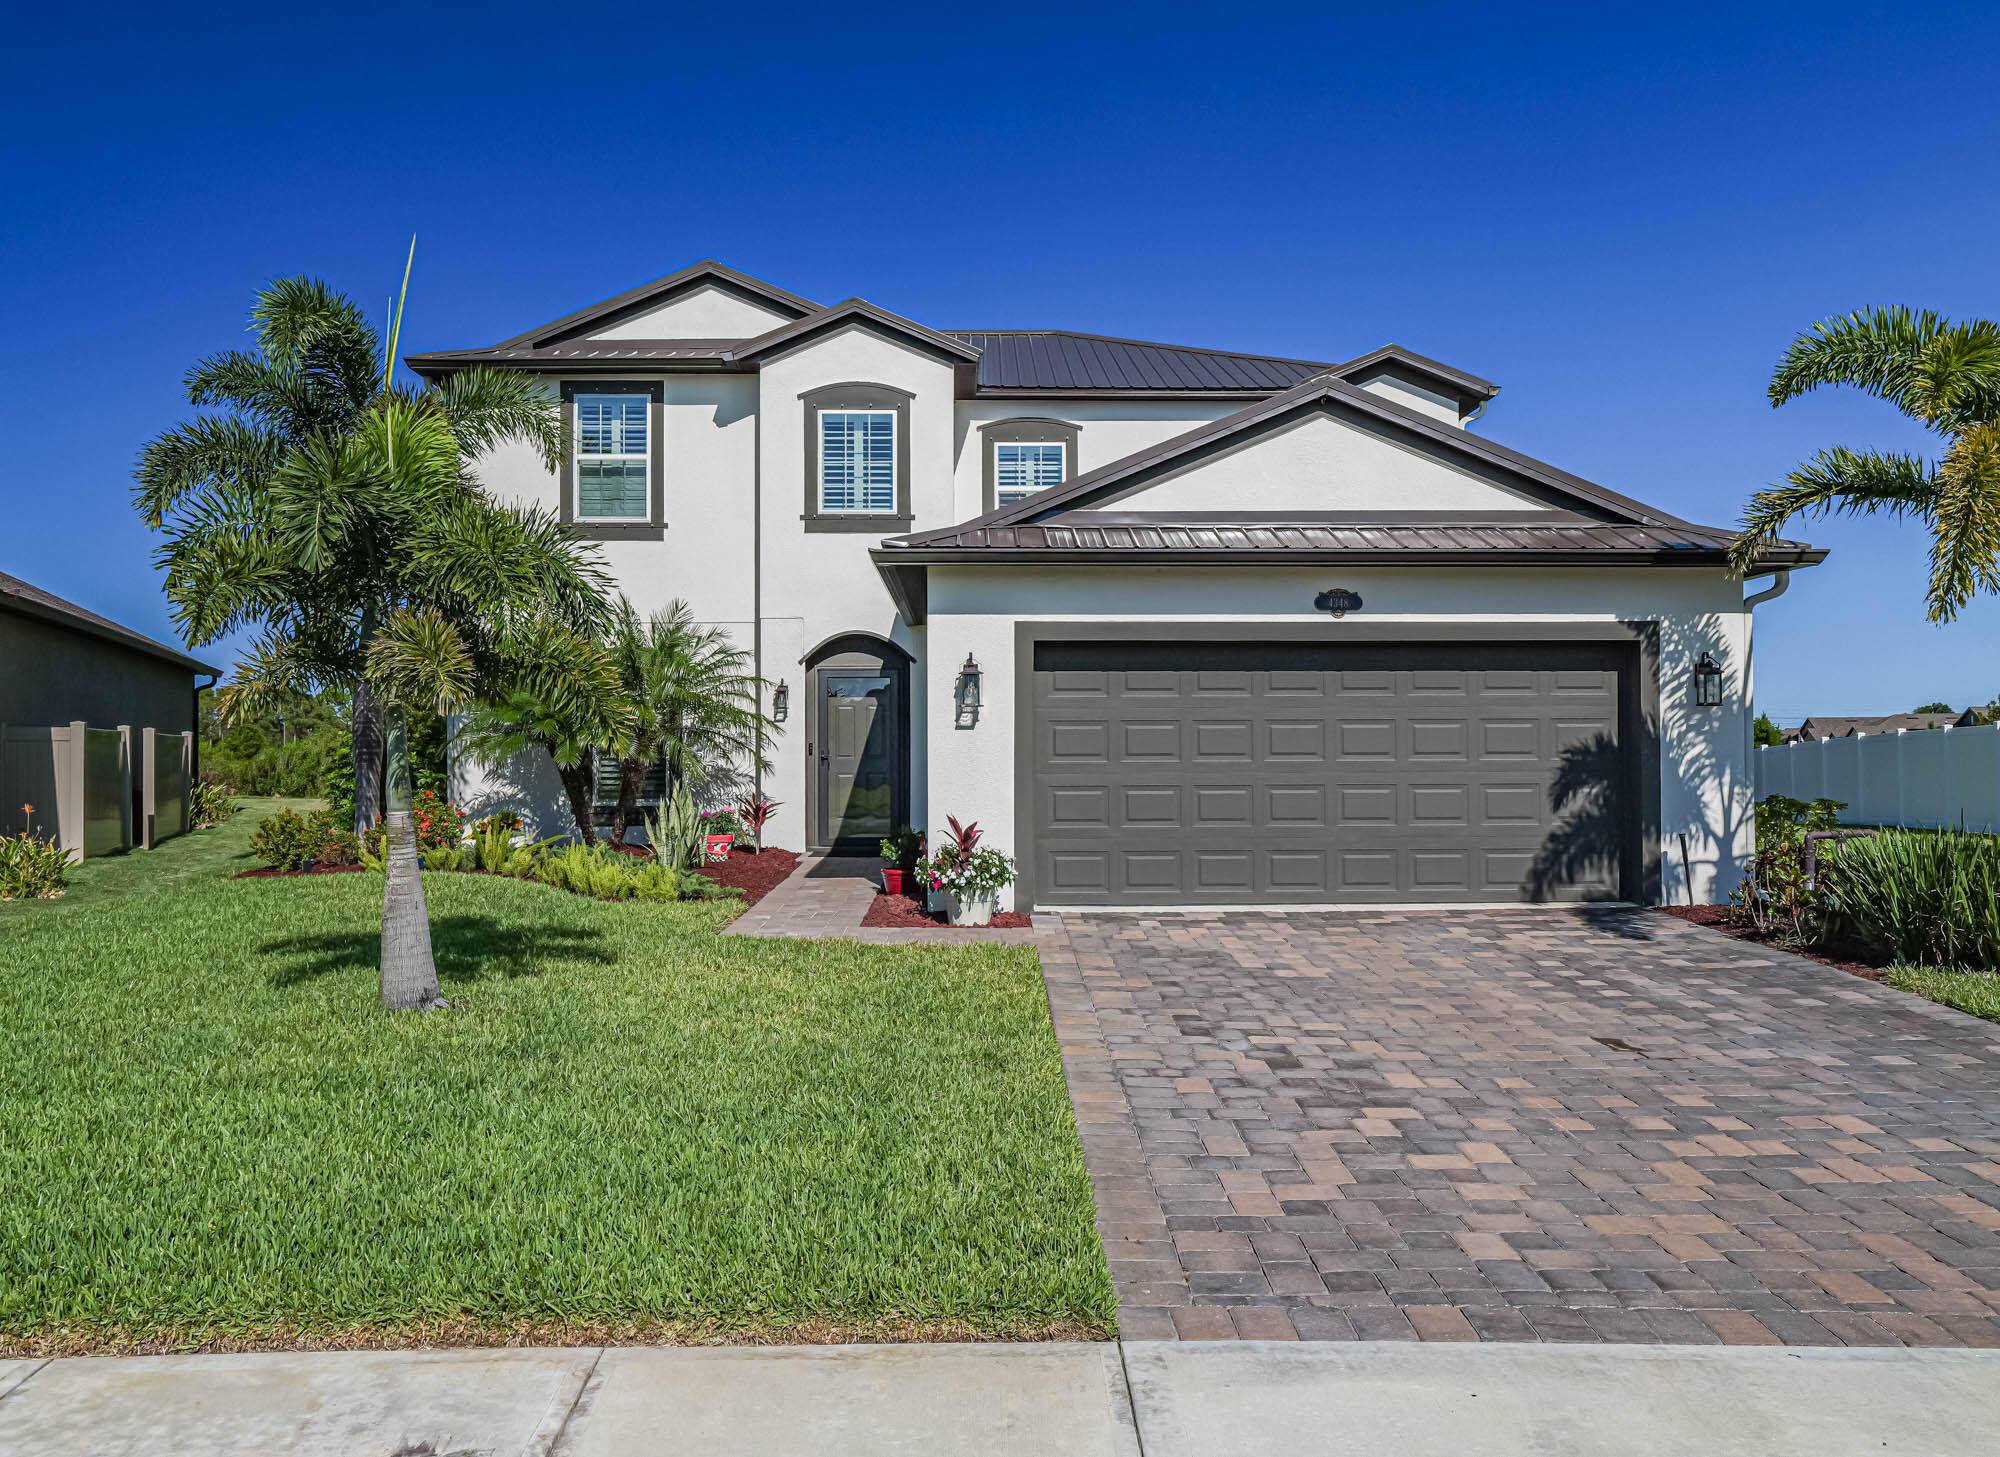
{"left": 408, "top": 260, "right": 1822, "bottom": 910}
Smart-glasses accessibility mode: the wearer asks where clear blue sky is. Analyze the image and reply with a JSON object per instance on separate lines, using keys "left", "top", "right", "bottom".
{"left": 4, "top": 2, "right": 1995, "bottom": 724}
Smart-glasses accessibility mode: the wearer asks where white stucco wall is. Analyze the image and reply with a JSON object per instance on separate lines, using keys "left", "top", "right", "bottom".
{"left": 1353, "top": 371, "right": 1463, "bottom": 424}
{"left": 1093, "top": 412, "right": 1547, "bottom": 514}
{"left": 921, "top": 565, "right": 1757, "bottom": 908}
{"left": 951, "top": 400, "right": 1245, "bottom": 518}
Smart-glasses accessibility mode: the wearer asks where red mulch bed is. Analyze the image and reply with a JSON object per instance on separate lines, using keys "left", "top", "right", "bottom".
{"left": 861, "top": 890, "right": 1033, "bottom": 930}
{"left": 693, "top": 847, "right": 800, "bottom": 908}
{"left": 1655, "top": 904, "right": 1889, "bottom": 982}
{"left": 233, "top": 864, "right": 368, "bottom": 878}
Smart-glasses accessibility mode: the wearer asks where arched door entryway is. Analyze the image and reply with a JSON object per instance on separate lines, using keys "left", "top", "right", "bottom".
{"left": 804, "top": 633, "right": 911, "bottom": 852}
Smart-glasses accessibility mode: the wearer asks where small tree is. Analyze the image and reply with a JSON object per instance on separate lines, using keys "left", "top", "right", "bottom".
{"left": 606, "top": 599, "right": 773, "bottom": 841}
{"left": 457, "top": 687, "right": 629, "bottom": 847}
{"left": 1753, "top": 712, "right": 1786, "bottom": 748}
{"left": 1913, "top": 701, "right": 1955, "bottom": 714}
{"left": 137, "top": 274, "right": 566, "bottom": 834}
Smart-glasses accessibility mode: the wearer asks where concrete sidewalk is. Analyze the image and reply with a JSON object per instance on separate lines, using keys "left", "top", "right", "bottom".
{"left": 3, "top": 1341, "right": 1995, "bottom": 1456}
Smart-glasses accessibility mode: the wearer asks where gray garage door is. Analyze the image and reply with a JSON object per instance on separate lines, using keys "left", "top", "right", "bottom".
{"left": 1028, "top": 641, "right": 1632, "bottom": 906}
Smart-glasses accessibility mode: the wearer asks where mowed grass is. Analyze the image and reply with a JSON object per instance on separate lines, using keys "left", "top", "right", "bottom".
{"left": 1887, "top": 964, "right": 2000, "bottom": 1024}
{"left": 0, "top": 864, "right": 1112, "bottom": 1349}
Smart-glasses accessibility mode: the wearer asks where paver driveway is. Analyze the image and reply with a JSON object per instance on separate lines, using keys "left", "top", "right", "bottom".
{"left": 1038, "top": 907, "right": 2000, "bottom": 1345}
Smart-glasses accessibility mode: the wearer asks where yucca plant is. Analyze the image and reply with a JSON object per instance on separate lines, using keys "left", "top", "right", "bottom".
{"left": 647, "top": 782, "right": 705, "bottom": 872}
{"left": 1818, "top": 829, "right": 2000, "bottom": 968}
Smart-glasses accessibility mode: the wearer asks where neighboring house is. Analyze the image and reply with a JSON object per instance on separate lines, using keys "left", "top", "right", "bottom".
{"left": 1788, "top": 712, "right": 1981, "bottom": 742}
{"left": 411, "top": 260, "right": 1824, "bottom": 908}
{"left": 0, "top": 571, "right": 217, "bottom": 852}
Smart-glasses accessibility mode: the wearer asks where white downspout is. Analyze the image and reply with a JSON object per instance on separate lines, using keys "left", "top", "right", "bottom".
{"left": 1742, "top": 568, "right": 1792, "bottom": 809}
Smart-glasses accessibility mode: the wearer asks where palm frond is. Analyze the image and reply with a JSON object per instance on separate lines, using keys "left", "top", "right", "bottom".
{"left": 251, "top": 276, "right": 382, "bottom": 410}
{"left": 430, "top": 367, "right": 567, "bottom": 473}
{"left": 365, "top": 606, "right": 476, "bottom": 715}
{"left": 1927, "top": 423, "right": 2000, "bottom": 621}
{"left": 1728, "top": 448, "right": 1937, "bottom": 577}
{"left": 218, "top": 630, "right": 322, "bottom": 724}
{"left": 133, "top": 416, "right": 289, "bottom": 527}
{"left": 1769, "top": 306, "right": 1950, "bottom": 415}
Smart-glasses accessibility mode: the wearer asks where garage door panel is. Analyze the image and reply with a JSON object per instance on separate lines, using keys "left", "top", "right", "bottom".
{"left": 1030, "top": 642, "right": 1630, "bottom": 906}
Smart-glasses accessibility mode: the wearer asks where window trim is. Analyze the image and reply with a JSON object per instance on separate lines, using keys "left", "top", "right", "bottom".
{"left": 980, "top": 417, "right": 1078, "bottom": 514}
{"left": 561, "top": 380, "right": 666, "bottom": 540}
{"left": 801, "top": 381, "right": 913, "bottom": 532}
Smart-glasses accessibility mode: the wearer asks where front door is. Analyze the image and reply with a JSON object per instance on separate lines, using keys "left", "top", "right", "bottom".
{"left": 817, "top": 670, "right": 901, "bottom": 849}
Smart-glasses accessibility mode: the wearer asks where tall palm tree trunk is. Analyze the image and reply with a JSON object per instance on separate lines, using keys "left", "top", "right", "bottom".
{"left": 351, "top": 676, "right": 386, "bottom": 837}
{"left": 379, "top": 705, "right": 445, "bottom": 1011}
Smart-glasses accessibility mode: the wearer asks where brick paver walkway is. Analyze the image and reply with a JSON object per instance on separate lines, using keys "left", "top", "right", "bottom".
{"left": 1043, "top": 908, "right": 2000, "bottom": 1345}
{"left": 727, "top": 855, "right": 1039, "bottom": 943}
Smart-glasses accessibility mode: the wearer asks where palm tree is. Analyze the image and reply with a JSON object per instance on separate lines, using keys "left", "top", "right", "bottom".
{"left": 606, "top": 599, "right": 773, "bottom": 843}
{"left": 455, "top": 684, "right": 631, "bottom": 848}
{"left": 212, "top": 393, "right": 611, "bottom": 1008}
{"left": 136, "top": 275, "right": 567, "bottom": 832}
{"left": 1731, "top": 307, "right": 2000, "bottom": 622}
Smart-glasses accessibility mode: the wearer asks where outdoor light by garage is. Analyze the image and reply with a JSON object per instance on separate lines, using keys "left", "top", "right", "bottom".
{"left": 771, "top": 679, "right": 789, "bottom": 723}
{"left": 1692, "top": 652, "right": 1723, "bottom": 708}
{"left": 955, "top": 654, "right": 982, "bottom": 728}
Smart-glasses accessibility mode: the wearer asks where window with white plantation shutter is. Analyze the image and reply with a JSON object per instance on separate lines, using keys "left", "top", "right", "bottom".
{"left": 994, "top": 441, "right": 1065, "bottom": 504}
{"left": 575, "top": 393, "right": 650, "bottom": 519}
{"left": 818, "top": 410, "right": 897, "bottom": 513}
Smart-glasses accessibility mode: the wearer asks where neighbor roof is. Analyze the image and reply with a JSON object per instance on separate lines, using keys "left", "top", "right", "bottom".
{"left": 1794, "top": 712, "right": 1980, "bottom": 740}
{"left": 0, "top": 571, "right": 218, "bottom": 674}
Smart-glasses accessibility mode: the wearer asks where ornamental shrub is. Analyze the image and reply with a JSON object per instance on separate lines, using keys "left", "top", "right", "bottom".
{"left": 410, "top": 789, "right": 466, "bottom": 852}
{"left": 1729, "top": 794, "right": 1846, "bottom": 942}
{"left": 188, "top": 782, "right": 237, "bottom": 830}
{"left": 249, "top": 808, "right": 348, "bottom": 871}
{"left": 0, "top": 809, "right": 68, "bottom": 900}
{"left": 1817, "top": 829, "right": 2000, "bottom": 970}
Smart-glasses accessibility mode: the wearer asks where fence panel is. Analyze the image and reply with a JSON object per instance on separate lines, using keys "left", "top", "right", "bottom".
{"left": 1756, "top": 723, "right": 2000, "bottom": 831}
{"left": 144, "top": 727, "right": 192, "bottom": 845}
{"left": 82, "top": 726, "right": 131, "bottom": 856}
{"left": 0, "top": 725, "right": 66, "bottom": 840}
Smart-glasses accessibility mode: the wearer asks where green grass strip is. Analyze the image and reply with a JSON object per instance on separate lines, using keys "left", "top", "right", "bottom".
{"left": 1885, "top": 964, "right": 2000, "bottom": 1024}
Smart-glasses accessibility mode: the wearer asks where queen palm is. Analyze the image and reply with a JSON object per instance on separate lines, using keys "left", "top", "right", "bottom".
{"left": 136, "top": 275, "right": 567, "bottom": 832}
{"left": 606, "top": 599, "right": 773, "bottom": 844}
{"left": 1731, "top": 307, "right": 2000, "bottom": 621}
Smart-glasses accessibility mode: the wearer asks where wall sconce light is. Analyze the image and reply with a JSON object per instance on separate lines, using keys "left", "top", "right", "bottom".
{"left": 955, "top": 654, "right": 982, "bottom": 728}
{"left": 1692, "top": 652, "right": 1723, "bottom": 708}
{"left": 771, "top": 679, "right": 789, "bottom": 723}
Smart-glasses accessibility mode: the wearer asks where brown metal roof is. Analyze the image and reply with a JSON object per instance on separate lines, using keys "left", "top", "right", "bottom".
{"left": 884, "top": 514, "right": 1814, "bottom": 562}
{"left": 948, "top": 331, "right": 1330, "bottom": 393}
{"left": 0, "top": 571, "right": 218, "bottom": 674}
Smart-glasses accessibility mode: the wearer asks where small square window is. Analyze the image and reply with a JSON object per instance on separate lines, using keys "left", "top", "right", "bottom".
{"left": 995, "top": 440, "right": 1065, "bottom": 505}
{"left": 819, "top": 409, "right": 897, "bottom": 513}
{"left": 575, "top": 393, "right": 651, "bottom": 520}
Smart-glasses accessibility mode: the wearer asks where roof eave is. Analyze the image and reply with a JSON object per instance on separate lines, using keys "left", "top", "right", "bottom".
{"left": 0, "top": 591, "right": 219, "bottom": 675}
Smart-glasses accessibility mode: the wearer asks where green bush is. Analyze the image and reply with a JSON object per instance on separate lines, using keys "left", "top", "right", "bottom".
{"left": 249, "top": 809, "right": 349, "bottom": 872}
{"left": 1818, "top": 829, "right": 2000, "bottom": 969}
{"left": 533, "top": 842, "right": 679, "bottom": 902}
{"left": 1730, "top": 794, "right": 1846, "bottom": 941}
{"left": 0, "top": 827, "right": 68, "bottom": 900}
{"left": 188, "top": 783, "right": 237, "bottom": 830}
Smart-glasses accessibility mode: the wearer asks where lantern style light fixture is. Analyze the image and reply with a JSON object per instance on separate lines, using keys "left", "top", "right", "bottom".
{"left": 771, "top": 679, "right": 789, "bottom": 723}
{"left": 1692, "top": 652, "right": 1724, "bottom": 708}
{"left": 955, "top": 654, "right": 982, "bottom": 728}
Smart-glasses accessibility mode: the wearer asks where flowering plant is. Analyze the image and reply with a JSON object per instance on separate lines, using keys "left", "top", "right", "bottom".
{"left": 921, "top": 816, "right": 1014, "bottom": 900}
{"left": 411, "top": 789, "right": 465, "bottom": 852}
{"left": 0, "top": 803, "right": 68, "bottom": 900}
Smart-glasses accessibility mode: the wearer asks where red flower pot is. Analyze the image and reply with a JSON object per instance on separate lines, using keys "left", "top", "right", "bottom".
{"left": 704, "top": 833, "right": 734, "bottom": 863}
{"left": 881, "top": 867, "right": 905, "bottom": 896}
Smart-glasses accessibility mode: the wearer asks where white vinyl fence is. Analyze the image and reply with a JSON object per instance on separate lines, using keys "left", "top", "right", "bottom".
{"left": 1755, "top": 722, "right": 2000, "bottom": 831}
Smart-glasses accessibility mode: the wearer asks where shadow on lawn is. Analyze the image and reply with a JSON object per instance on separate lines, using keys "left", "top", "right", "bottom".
{"left": 260, "top": 915, "right": 614, "bottom": 986}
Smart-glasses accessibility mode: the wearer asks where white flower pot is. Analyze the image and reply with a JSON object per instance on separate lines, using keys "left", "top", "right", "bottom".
{"left": 948, "top": 891, "right": 995, "bottom": 927}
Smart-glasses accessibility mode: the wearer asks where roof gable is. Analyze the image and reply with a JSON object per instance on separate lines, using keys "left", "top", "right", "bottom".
{"left": 919, "top": 373, "right": 1684, "bottom": 541}
{"left": 490, "top": 261, "right": 820, "bottom": 351}
{"left": 732, "top": 299, "right": 984, "bottom": 366}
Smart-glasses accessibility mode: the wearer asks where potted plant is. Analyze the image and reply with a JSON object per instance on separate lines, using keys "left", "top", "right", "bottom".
{"left": 735, "top": 796, "right": 781, "bottom": 853}
{"left": 922, "top": 816, "right": 1015, "bottom": 926}
{"left": 701, "top": 807, "right": 740, "bottom": 863}
{"left": 879, "top": 826, "right": 924, "bottom": 896}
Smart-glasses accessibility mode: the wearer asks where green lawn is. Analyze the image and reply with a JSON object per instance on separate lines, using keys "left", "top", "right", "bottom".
{"left": 0, "top": 796, "right": 313, "bottom": 913}
{"left": 0, "top": 809, "right": 1111, "bottom": 1352}
{"left": 1886, "top": 964, "right": 2000, "bottom": 1023}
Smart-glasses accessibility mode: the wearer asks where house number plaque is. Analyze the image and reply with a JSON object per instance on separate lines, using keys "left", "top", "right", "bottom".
{"left": 1313, "top": 588, "right": 1363, "bottom": 617}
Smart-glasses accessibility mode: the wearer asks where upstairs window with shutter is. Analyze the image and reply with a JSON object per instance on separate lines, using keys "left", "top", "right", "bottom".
{"left": 994, "top": 441, "right": 1066, "bottom": 505}
{"left": 575, "top": 393, "right": 651, "bottom": 520}
{"left": 818, "top": 410, "right": 897, "bottom": 513}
